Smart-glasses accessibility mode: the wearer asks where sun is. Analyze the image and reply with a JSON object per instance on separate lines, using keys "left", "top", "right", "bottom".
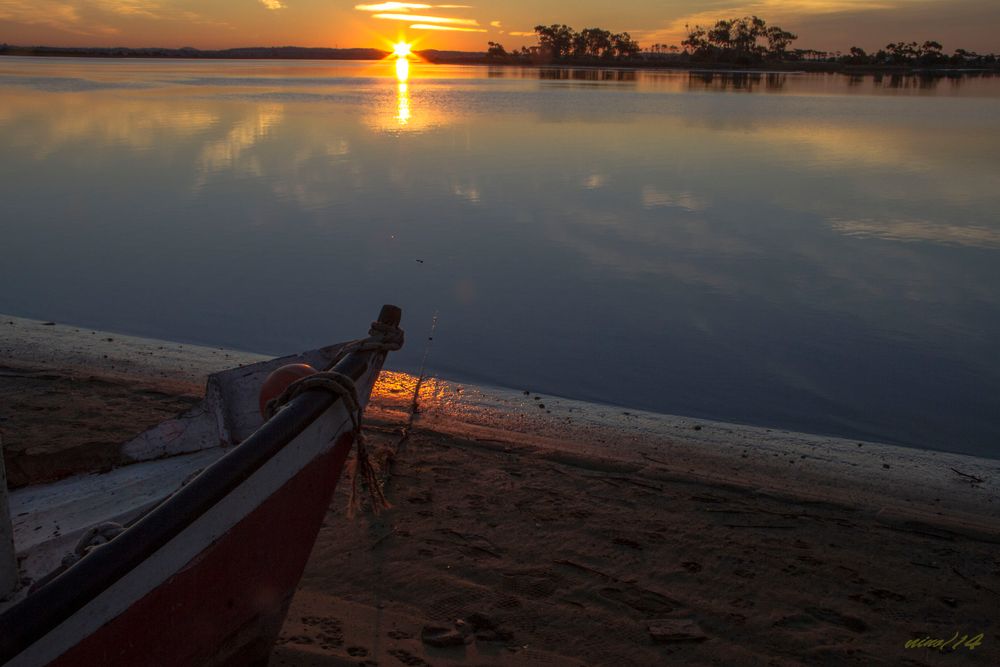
{"left": 392, "top": 41, "right": 412, "bottom": 58}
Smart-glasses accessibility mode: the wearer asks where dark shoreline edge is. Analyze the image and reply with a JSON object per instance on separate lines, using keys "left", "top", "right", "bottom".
{"left": 2, "top": 45, "right": 998, "bottom": 76}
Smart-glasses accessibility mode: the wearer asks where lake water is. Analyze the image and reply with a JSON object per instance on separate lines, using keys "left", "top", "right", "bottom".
{"left": 1, "top": 57, "right": 999, "bottom": 457}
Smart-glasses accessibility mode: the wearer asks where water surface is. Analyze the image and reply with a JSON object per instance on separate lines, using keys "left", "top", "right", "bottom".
{"left": 2, "top": 57, "right": 999, "bottom": 456}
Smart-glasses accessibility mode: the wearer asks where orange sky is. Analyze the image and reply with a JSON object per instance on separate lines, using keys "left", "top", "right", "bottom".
{"left": 1, "top": 1, "right": 997, "bottom": 54}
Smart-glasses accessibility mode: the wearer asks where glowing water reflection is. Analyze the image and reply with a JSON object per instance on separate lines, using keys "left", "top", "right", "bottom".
{"left": 2, "top": 59, "right": 1000, "bottom": 456}
{"left": 367, "top": 57, "right": 451, "bottom": 132}
{"left": 395, "top": 56, "right": 409, "bottom": 83}
{"left": 396, "top": 83, "right": 411, "bottom": 126}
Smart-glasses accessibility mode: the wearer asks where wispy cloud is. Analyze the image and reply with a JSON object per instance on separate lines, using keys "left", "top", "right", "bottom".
{"left": 94, "top": 0, "right": 162, "bottom": 18}
{"left": 829, "top": 217, "right": 1000, "bottom": 249}
{"left": 373, "top": 12, "right": 478, "bottom": 25}
{"left": 354, "top": 2, "right": 470, "bottom": 11}
{"left": 489, "top": 20, "right": 500, "bottom": 28}
{"left": 508, "top": 30, "right": 535, "bottom": 37}
{"left": 410, "top": 23, "right": 485, "bottom": 32}
{"left": 0, "top": 0, "right": 226, "bottom": 35}
{"left": 0, "top": 1, "right": 96, "bottom": 34}
{"left": 354, "top": 2, "right": 431, "bottom": 10}
{"left": 259, "top": 0, "right": 286, "bottom": 9}
{"left": 354, "top": 0, "right": 485, "bottom": 37}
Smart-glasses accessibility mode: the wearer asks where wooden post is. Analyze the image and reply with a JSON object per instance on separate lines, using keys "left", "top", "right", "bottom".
{"left": 1, "top": 434, "right": 17, "bottom": 598}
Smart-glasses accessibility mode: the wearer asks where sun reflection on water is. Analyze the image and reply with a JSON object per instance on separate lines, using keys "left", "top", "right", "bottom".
{"left": 366, "top": 54, "right": 450, "bottom": 133}
{"left": 395, "top": 56, "right": 411, "bottom": 126}
{"left": 396, "top": 82, "right": 411, "bottom": 126}
{"left": 395, "top": 56, "right": 409, "bottom": 83}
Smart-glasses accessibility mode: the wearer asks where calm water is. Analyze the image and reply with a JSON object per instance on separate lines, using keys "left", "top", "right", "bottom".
{"left": 2, "top": 57, "right": 999, "bottom": 456}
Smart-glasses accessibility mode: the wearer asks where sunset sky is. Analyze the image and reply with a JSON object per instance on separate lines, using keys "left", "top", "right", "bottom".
{"left": 1, "top": 0, "right": 997, "bottom": 54}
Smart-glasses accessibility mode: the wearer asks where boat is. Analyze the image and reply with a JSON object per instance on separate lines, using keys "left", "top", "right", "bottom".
{"left": 0, "top": 304, "right": 404, "bottom": 666}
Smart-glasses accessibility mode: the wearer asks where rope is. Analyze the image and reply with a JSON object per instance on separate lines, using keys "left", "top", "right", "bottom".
{"left": 408, "top": 310, "right": 437, "bottom": 422}
{"left": 264, "top": 320, "right": 404, "bottom": 516}
{"left": 61, "top": 522, "right": 124, "bottom": 568}
{"left": 325, "top": 320, "right": 405, "bottom": 370}
{"left": 54, "top": 321, "right": 402, "bottom": 574}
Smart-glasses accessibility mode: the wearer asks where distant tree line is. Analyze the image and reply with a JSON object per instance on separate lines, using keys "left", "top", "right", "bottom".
{"left": 484, "top": 16, "right": 998, "bottom": 71}
{"left": 673, "top": 20, "right": 997, "bottom": 68}
{"left": 681, "top": 16, "right": 798, "bottom": 62}
{"left": 839, "top": 42, "right": 998, "bottom": 67}
{"left": 487, "top": 24, "right": 641, "bottom": 63}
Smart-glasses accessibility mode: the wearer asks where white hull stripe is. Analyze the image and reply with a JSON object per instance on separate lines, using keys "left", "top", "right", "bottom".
{"left": 8, "top": 400, "right": 353, "bottom": 667}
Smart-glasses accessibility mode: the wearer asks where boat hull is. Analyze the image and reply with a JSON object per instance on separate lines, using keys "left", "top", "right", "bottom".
{"left": 0, "top": 306, "right": 403, "bottom": 667}
{"left": 5, "top": 380, "right": 367, "bottom": 667}
{"left": 46, "top": 432, "right": 352, "bottom": 666}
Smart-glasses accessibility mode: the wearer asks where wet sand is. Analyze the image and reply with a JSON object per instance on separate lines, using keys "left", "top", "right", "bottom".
{"left": 2, "top": 316, "right": 998, "bottom": 665}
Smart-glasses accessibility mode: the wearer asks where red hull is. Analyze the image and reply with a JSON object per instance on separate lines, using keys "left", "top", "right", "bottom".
{"left": 49, "top": 433, "right": 354, "bottom": 666}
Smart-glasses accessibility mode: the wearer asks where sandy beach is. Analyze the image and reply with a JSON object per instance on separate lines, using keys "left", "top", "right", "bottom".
{"left": 2, "top": 315, "right": 998, "bottom": 665}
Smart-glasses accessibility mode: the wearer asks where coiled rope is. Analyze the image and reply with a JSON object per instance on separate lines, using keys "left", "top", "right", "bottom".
{"left": 54, "top": 321, "right": 403, "bottom": 573}
{"left": 264, "top": 320, "right": 405, "bottom": 516}
{"left": 61, "top": 522, "right": 125, "bottom": 568}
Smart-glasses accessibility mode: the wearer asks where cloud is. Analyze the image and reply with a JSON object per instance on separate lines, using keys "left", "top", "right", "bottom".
{"left": 489, "top": 20, "right": 500, "bottom": 28}
{"left": 355, "top": 0, "right": 480, "bottom": 35}
{"left": 354, "top": 2, "right": 430, "bottom": 10}
{"left": 0, "top": 1, "right": 102, "bottom": 35}
{"left": 354, "top": 2, "right": 469, "bottom": 10}
{"left": 0, "top": 1, "right": 78, "bottom": 24}
{"left": 373, "top": 12, "right": 478, "bottom": 25}
{"left": 410, "top": 23, "right": 485, "bottom": 32}
{"left": 828, "top": 217, "right": 1000, "bottom": 249}
{"left": 0, "top": 0, "right": 226, "bottom": 35}
{"left": 259, "top": 0, "right": 286, "bottom": 8}
{"left": 509, "top": 30, "right": 535, "bottom": 36}
{"left": 93, "top": 0, "right": 162, "bottom": 18}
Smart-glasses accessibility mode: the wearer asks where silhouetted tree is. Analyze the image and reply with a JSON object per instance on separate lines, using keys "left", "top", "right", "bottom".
{"left": 707, "top": 20, "right": 733, "bottom": 51}
{"left": 681, "top": 26, "right": 709, "bottom": 55}
{"left": 765, "top": 26, "right": 797, "bottom": 59}
{"left": 579, "top": 27, "right": 612, "bottom": 57}
{"left": 918, "top": 40, "right": 943, "bottom": 65}
{"left": 486, "top": 41, "right": 507, "bottom": 59}
{"left": 524, "top": 24, "right": 642, "bottom": 62}
{"left": 534, "top": 24, "right": 575, "bottom": 60}
{"left": 885, "top": 41, "right": 920, "bottom": 64}
{"left": 611, "top": 32, "right": 640, "bottom": 59}
{"left": 685, "top": 16, "right": 796, "bottom": 62}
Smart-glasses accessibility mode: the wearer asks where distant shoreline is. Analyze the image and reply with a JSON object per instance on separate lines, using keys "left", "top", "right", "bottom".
{"left": 2, "top": 45, "right": 998, "bottom": 76}
{"left": 0, "top": 45, "right": 389, "bottom": 61}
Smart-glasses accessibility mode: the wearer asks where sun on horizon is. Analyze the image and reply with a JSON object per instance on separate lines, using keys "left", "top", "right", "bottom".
{"left": 392, "top": 41, "right": 412, "bottom": 59}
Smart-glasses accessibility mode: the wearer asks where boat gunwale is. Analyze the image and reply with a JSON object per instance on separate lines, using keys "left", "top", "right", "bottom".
{"left": 0, "top": 349, "right": 374, "bottom": 664}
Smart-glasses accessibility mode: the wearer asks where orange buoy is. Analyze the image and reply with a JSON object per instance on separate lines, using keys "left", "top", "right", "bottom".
{"left": 259, "top": 363, "right": 318, "bottom": 418}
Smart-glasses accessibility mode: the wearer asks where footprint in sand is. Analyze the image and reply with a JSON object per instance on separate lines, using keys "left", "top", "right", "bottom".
{"left": 599, "top": 586, "right": 677, "bottom": 616}
{"left": 612, "top": 536, "right": 643, "bottom": 550}
{"left": 299, "top": 616, "right": 345, "bottom": 648}
{"left": 868, "top": 588, "right": 907, "bottom": 602}
{"left": 388, "top": 648, "right": 433, "bottom": 666}
{"left": 278, "top": 634, "right": 315, "bottom": 646}
{"left": 805, "top": 607, "right": 868, "bottom": 633}
{"left": 772, "top": 614, "right": 820, "bottom": 630}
